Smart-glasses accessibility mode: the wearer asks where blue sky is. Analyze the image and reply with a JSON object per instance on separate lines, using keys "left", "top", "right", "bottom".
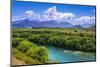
{"left": 12, "top": 0, "right": 96, "bottom": 25}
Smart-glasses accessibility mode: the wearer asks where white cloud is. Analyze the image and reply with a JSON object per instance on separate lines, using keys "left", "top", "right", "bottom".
{"left": 43, "top": 6, "right": 75, "bottom": 22}
{"left": 25, "top": 10, "right": 34, "bottom": 17}
{"left": 13, "top": 6, "right": 95, "bottom": 25}
{"left": 44, "top": 6, "right": 57, "bottom": 15}
{"left": 72, "top": 16, "right": 95, "bottom": 25}
{"left": 12, "top": 16, "right": 25, "bottom": 21}
{"left": 43, "top": 6, "right": 95, "bottom": 25}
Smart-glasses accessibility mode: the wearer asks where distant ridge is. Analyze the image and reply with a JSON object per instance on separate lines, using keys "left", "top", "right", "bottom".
{"left": 12, "top": 19, "right": 72, "bottom": 28}
{"left": 12, "top": 19, "right": 95, "bottom": 28}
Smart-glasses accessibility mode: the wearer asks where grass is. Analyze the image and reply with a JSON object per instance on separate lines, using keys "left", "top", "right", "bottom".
{"left": 12, "top": 57, "right": 26, "bottom": 65}
{"left": 12, "top": 48, "right": 42, "bottom": 65}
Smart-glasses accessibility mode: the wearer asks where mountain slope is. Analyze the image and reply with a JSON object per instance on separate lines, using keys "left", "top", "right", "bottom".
{"left": 12, "top": 19, "right": 95, "bottom": 28}
{"left": 81, "top": 23, "right": 95, "bottom": 28}
{"left": 12, "top": 19, "right": 73, "bottom": 28}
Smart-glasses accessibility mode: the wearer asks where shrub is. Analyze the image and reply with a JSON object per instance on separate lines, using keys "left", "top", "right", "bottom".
{"left": 17, "top": 40, "right": 35, "bottom": 53}
{"left": 19, "top": 32, "right": 30, "bottom": 38}
{"left": 26, "top": 46, "right": 48, "bottom": 63}
{"left": 12, "top": 38, "right": 25, "bottom": 47}
{"left": 35, "top": 47, "right": 48, "bottom": 62}
{"left": 12, "top": 48, "right": 42, "bottom": 64}
{"left": 13, "top": 33, "right": 20, "bottom": 38}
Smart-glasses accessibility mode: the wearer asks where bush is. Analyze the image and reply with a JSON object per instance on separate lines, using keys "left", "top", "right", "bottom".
{"left": 26, "top": 46, "right": 48, "bottom": 63}
{"left": 12, "top": 48, "right": 42, "bottom": 65}
{"left": 35, "top": 47, "right": 48, "bottom": 62}
{"left": 13, "top": 33, "right": 20, "bottom": 38}
{"left": 12, "top": 38, "right": 25, "bottom": 47}
{"left": 17, "top": 40, "right": 34, "bottom": 53}
{"left": 19, "top": 32, "right": 32, "bottom": 38}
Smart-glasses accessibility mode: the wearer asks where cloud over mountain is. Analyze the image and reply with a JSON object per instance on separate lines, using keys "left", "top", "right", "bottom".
{"left": 25, "top": 10, "right": 34, "bottom": 17}
{"left": 12, "top": 6, "right": 95, "bottom": 25}
{"left": 72, "top": 16, "right": 95, "bottom": 25}
{"left": 43, "top": 6, "right": 75, "bottom": 21}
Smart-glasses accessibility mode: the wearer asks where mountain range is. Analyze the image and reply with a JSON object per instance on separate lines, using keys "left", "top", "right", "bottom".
{"left": 12, "top": 19, "right": 95, "bottom": 28}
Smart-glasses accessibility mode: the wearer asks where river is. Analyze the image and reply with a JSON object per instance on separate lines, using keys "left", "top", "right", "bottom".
{"left": 43, "top": 45, "right": 96, "bottom": 63}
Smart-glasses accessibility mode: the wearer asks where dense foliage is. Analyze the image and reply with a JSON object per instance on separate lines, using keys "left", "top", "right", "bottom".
{"left": 12, "top": 28, "right": 96, "bottom": 65}
{"left": 12, "top": 48, "right": 42, "bottom": 65}
{"left": 12, "top": 37, "right": 49, "bottom": 65}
